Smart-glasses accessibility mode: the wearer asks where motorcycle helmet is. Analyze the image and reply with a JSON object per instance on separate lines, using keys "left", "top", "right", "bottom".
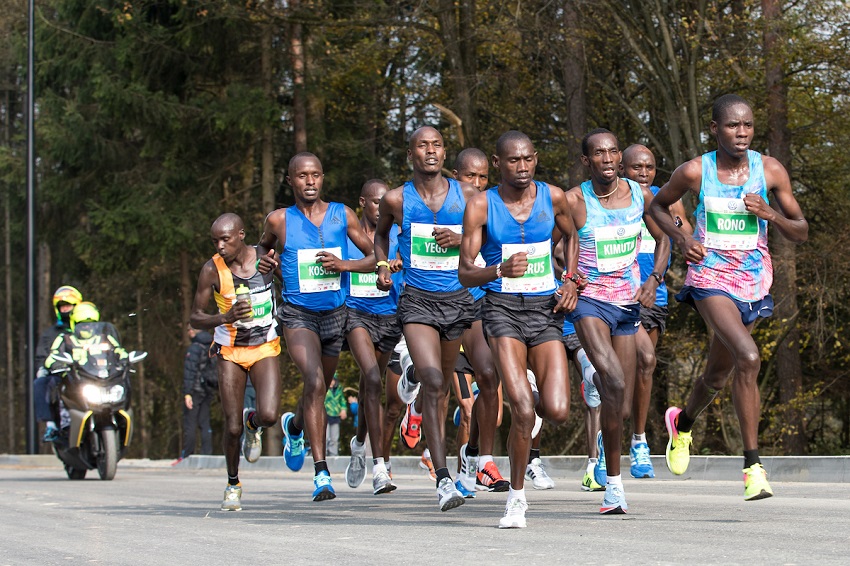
{"left": 69, "top": 301, "right": 100, "bottom": 332}
{"left": 52, "top": 285, "right": 83, "bottom": 327}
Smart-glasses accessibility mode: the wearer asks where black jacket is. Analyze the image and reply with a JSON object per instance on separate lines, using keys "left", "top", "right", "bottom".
{"left": 183, "top": 331, "right": 217, "bottom": 395}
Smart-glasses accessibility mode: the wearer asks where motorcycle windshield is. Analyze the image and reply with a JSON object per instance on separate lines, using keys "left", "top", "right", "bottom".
{"left": 72, "top": 322, "right": 126, "bottom": 379}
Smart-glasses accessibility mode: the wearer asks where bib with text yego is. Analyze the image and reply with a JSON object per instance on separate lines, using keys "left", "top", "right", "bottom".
{"left": 409, "top": 222, "right": 461, "bottom": 270}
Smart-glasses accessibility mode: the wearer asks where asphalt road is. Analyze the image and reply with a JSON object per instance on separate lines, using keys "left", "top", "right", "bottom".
{"left": 1, "top": 462, "right": 846, "bottom": 565}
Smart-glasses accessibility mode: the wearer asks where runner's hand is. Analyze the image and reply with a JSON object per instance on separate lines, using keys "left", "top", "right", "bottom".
{"left": 679, "top": 235, "right": 706, "bottom": 263}
{"left": 432, "top": 227, "right": 461, "bottom": 248}
{"left": 225, "top": 300, "right": 253, "bottom": 323}
{"left": 316, "top": 251, "right": 344, "bottom": 273}
{"left": 501, "top": 252, "right": 528, "bottom": 278}
{"left": 743, "top": 193, "right": 774, "bottom": 221}
{"left": 388, "top": 258, "right": 403, "bottom": 273}
{"left": 634, "top": 281, "right": 658, "bottom": 309}
{"left": 554, "top": 281, "right": 578, "bottom": 312}
{"left": 376, "top": 265, "right": 392, "bottom": 291}
{"left": 257, "top": 249, "right": 278, "bottom": 274}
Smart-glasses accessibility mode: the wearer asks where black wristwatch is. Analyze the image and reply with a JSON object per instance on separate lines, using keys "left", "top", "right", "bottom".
{"left": 650, "top": 272, "right": 663, "bottom": 285}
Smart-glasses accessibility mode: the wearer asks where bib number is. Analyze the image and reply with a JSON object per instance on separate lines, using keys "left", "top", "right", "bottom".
{"left": 297, "top": 247, "right": 342, "bottom": 293}
{"left": 501, "top": 240, "right": 556, "bottom": 293}
{"left": 410, "top": 223, "right": 461, "bottom": 270}
{"left": 703, "top": 197, "right": 758, "bottom": 250}
{"left": 594, "top": 224, "right": 641, "bottom": 273}
{"left": 350, "top": 271, "right": 389, "bottom": 298}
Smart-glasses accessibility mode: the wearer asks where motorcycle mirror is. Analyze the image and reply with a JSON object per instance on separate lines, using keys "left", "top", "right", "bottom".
{"left": 129, "top": 351, "right": 148, "bottom": 363}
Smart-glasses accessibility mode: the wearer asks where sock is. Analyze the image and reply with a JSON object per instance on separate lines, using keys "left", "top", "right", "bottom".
{"left": 373, "top": 458, "right": 387, "bottom": 475}
{"left": 410, "top": 403, "right": 422, "bottom": 417}
{"left": 743, "top": 449, "right": 761, "bottom": 469}
{"left": 529, "top": 448, "right": 540, "bottom": 463}
{"left": 314, "top": 460, "right": 329, "bottom": 475}
{"left": 677, "top": 410, "right": 695, "bottom": 433}
{"left": 228, "top": 475, "right": 239, "bottom": 486}
{"left": 465, "top": 444, "right": 480, "bottom": 457}
{"left": 587, "top": 458, "right": 597, "bottom": 473}
{"left": 46, "top": 420, "right": 57, "bottom": 429}
{"left": 246, "top": 411, "right": 261, "bottom": 431}
{"left": 386, "top": 460, "right": 392, "bottom": 474}
{"left": 632, "top": 433, "right": 646, "bottom": 446}
{"left": 422, "top": 448, "right": 431, "bottom": 459}
{"left": 478, "top": 455, "right": 493, "bottom": 470}
{"left": 353, "top": 437, "right": 365, "bottom": 449}
{"left": 286, "top": 417, "right": 302, "bottom": 437}
{"left": 606, "top": 474, "right": 622, "bottom": 486}
{"left": 435, "top": 467, "right": 451, "bottom": 484}
{"left": 508, "top": 486, "right": 526, "bottom": 502}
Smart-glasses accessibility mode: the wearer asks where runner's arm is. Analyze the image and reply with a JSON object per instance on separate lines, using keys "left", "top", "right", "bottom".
{"left": 757, "top": 156, "right": 808, "bottom": 244}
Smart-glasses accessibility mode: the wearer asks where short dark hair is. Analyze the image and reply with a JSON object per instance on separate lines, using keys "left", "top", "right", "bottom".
{"left": 581, "top": 128, "right": 617, "bottom": 156}
{"left": 712, "top": 94, "right": 751, "bottom": 122}
{"left": 453, "top": 148, "right": 488, "bottom": 171}
{"left": 495, "top": 130, "right": 533, "bottom": 157}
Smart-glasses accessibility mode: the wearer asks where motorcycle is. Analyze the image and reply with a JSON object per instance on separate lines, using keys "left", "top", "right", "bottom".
{"left": 48, "top": 321, "right": 147, "bottom": 480}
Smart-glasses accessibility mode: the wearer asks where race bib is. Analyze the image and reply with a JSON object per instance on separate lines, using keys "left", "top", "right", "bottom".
{"left": 350, "top": 271, "right": 389, "bottom": 298}
{"left": 594, "top": 224, "right": 641, "bottom": 273}
{"left": 638, "top": 221, "right": 655, "bottom": 254}
{"left": 703, "top": 197, "right": 758, "bottom": 250}
{"left": 500, "top": 240, "right": 556, "bottom": 293}
{"left": 297, "top": 247, "right": 342, "bottom": 293}
{"left": 410, "top": 223, "right": 461, "bottom": 270}
{"left": 234, "top": 288, "right": 274, "bottom": 329}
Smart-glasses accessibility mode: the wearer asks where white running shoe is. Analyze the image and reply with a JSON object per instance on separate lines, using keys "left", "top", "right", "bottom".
{"left": 372, "top": 470, "right": 397, "bottom": 495}
{"left": 242, "top": 408, "right": 262, "bottom": 463}
{"left": 221, "top": 484, "right": 242, "bottom": 511}
{"left": 397, "top": 362, "right": 420, "bottom": 405}
{"left": 526, "top": 370, "right": 543, "bottom": 438}
{"left": 498, "top": 497, "right": 528, "bottom": 528}
{"left": 458, "top": 443, "right": 479, "bottom": 493}
{"left": 345, "top": 436, "right": 367, "bottom": 488}
{"left": 525, "top": 457, "right": 555, "bottom": 490}
{"left": 436, "top": 477, "right": 465, "bottom": 512}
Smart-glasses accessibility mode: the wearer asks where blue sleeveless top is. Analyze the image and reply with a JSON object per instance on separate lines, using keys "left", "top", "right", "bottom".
{"left": 637, "top": 185, "right": 669, "bottom": 307}
{"left": 398, "top": 177, "right": 466, "bottom": 292}
{"left": 280, "top": 202, "right": 348, "bottom": 311}
{"left": 481, "top": 182, "right": 557, "bottom": 296}
{"left": 346, "top": 226, "right": 402, "bottom": 315}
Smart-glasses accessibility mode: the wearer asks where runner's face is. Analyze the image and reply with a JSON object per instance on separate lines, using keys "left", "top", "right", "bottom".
{"left": 711, "top": 103, "right": 754, "bottom": 159}
{"left": 408, "top": 130, "right": 445, "bottom": 174}
{"left": 621, "top": 151, "right": 656, "bottom": 191}
{"left": 211, "top": 226, "right": 244, "bottom": 261}
{"left": 453, "top": 158, "right": 489, "bottom": 191}
{"left": 288, "top": 157, "right": 324, "bottom": 203}
{"left": 359, "top": 186, "right": 386, "bottom": 226}
{"left": 583, "top": 134, "right": 620, "bottom": 185}
{"left": 495, "top": 139, "right": 537, "bottom": 190}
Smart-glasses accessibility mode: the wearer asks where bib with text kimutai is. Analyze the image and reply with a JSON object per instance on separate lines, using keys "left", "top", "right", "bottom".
{"left": 593, "top": 224, "right": 641, "bottom": 273}
{"left": 410, "top": 223, "right": 461, "bottom": 270}
{"left": 297, "top": 247, "right": 342, "bottom": 293}
{"left": 501, "top": 240, "right": 555, "bottom": 293}
{"left": 703, "top": 197, "right": 758, "bottom": 250}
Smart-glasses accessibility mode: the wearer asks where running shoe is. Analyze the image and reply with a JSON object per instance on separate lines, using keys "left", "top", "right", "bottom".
{"left": 242, "top": 408, "right": 262, "bottom": 463}
{"left": 312, "top": 470, "right": 336, "bottom": 501}
{"left": 436, "top": 477, "right": 465, "bottom": 511}
{"left": 498, "top": 497, "right": 528, "bottom": 529}
{"left": 454, "top": 478, "right": 476, "bottom": 499}
{"left": 281, "top": 412, "right": 305, "bottom": 472}
{"left": 458, "top": 443, "right": 479, "bottom": 493}
{"left": 581, "top": 472, "right": 605, "bottom": 492}
{"left": 526, "top": 369, "right": 544, "bottom": 438}
{"left": 743, "top": 463, "right": 774, "bottom": 501}
{"left": 221, "top": 484, "right": 242, "bottom": 511}
{"left": 476, "top": 461, "right": 510, "bottom": 492}
{"left": 525, "top": 457, "right": 555, "bottom": 490}
{"left": 397, "top": 354, "right": 420, "bottom": 404}
{"left": 580, "top": 381, "right": 601, "bottom": 409}
{"left": 593, "top": 430, "right": 607, "bottom": 488}
{"left": 43, "top": 424, "right": 59, "bottom": 443}
{"left": 420, "top": 451, "right": 436, "bottom": 481}
{"left": 629, "top": 441, "right": 656, "bottom": 479}
{"left": 399, "top": 403, "right": 422, "bottom": 449}
{"left": 345, "top": 436, "right": 367, "bottom": 488}
{"left": 664, "top": 406, "right": 693, "bottom": 475}
{"left": 599, "top": 483, "right": 628, "bottom": 514}
{"left": 453, "top": 406, "right": 461, "bottom": 427}
{"left": 372, "top": 470, "right": 397, "bottom": 495}
{"left": 576, "top": 349, "right": 601, "bottom": 408}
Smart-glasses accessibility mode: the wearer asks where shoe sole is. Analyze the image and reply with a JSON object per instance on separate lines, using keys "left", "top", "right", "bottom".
{"left": 744, "top": 489, "right": 773, "bottom": 501}
{"left": 498, "top": 520, "right": 527, "bottom": 529}
{"left": 440, "top": 495, "right": 465, "bottom": 512}
{"left": 476, "top": 480, "right": 510, "bottom": 492}
{"left": 220, "top": 506, "right": 242, "bottom": 511}
{"left": 600, "top": 505, "right": 627, "bottom": 515}
{"left": 373, "top": 483, "right": 397, "bottom": 495}
{"left": 345, "top": 465, "right": 366, "bottom": 488}
{"left": 313, "top": 489, "right": 336, "bottom": 502}
{"left": 581, "top": 485, "right": 606, "bottom": 492}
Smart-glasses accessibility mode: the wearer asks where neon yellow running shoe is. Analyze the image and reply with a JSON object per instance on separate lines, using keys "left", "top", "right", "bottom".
{"left": 743, "top": 463, "right": 774, "bottom": 501}
{"left": 581, "top": 472, "right": 605, "bottom": 492}
{"left": 664, "top": 407, "right": 693, "bottom": 475}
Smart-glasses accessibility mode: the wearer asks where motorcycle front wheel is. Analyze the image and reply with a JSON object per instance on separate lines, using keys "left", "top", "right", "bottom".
{"left": 97, "top": 429, "right": 118, "bottom": 481}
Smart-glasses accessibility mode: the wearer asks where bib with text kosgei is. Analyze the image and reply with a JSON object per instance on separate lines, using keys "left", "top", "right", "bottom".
{"left": 594, "top": 223, "right": 641, "bottom": 273}
{"left": 703, "top": 196, "right": 758, "bottom": 250}
{"left": 638, "top": 222, "right": 655, "bottom": 254}
{"left": 350, "top": 271, "right": 389, "bottom": 298}
{"left": 501, "top": 240, "right": 556, "bottom": 293}
{"left": 410, "top": 223, "right": 461, "bottom": 270}
{"left": 234, "top": 288, "right": 274, "bottom": 329}
{"left": 297, "top": 247, "right": 342, "bottom": 293}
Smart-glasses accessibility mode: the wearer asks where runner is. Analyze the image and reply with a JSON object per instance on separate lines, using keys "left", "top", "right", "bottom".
{"left": 565, "top": 128, "right": 670, "bottom": 514}
{"left": 257, "top": 152, "right": 375, "bottom": 501}
{"left": 343, "top": 179, "right": 403, "bottom": 495}
{"left": 621, "top": 144, "right": 692, "bottom": 479}
{"left": 649, "top": 94, "right": 807, "bottom": 500}
{"left": 189, "top": 213, "right": 280, "bottom": 511}
{"left": 374, "top": 126, "right": 477, "bottom": 512}
{"left": 459, "top": 130, "right": 579, "bottom": 528}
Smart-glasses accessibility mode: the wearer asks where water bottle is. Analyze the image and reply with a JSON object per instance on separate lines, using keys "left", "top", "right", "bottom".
{"left": 235, "top": 284, "right": 253, "bottom": 320}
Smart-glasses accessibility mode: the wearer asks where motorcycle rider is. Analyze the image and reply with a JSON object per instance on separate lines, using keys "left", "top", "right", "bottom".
{"left": 35, "top": 286, "right": 83, "bottom": 441}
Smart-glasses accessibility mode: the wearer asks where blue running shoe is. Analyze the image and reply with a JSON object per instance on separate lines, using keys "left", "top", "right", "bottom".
{"left": 312, "top": 470, "right": 336, "bottom": 501}
{"left": 593, "top": 430, "right": 607, "bottom": 488}
{"left": 455, "top": 478, "right": 476, "bottom": 499}
{"left": 630, "top": 442, "right": 656, "bottom": 478}
{"left": 281, "top": 412, "right": 305, "bottom": 472}
{"left": 453, "top": 406, "right": 461, "bottom": 427}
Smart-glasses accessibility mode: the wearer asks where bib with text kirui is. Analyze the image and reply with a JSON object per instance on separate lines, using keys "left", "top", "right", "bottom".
{"left": 501, "top": 240, "right": 556, "bottom": 293}
{"left": 350, "top": 271, "right": 389, "bottom": 298}
{"left": 410, "top": 223, "right": 461, "bottom": 270}
{"left": 638, "top": 222, "right": 655, "bottom": 254}
{"left": 297, "top": 247, "right": 342, "bottom": 293}
{"left": 234, "top": 287, "right": 274, "bottom": 329}
{"left": 703, "top": 197, "right": 758, "bottom": 250}
{"left": 594, "top": 223, "right": 641, "bottom": 273}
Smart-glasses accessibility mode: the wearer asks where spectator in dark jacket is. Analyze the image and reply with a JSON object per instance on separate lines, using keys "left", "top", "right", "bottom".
{"left": 180, "top": 326, "right": 217, "bottom": 459}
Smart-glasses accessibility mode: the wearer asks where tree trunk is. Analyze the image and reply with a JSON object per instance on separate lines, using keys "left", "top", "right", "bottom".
{"left": 4, "top": 174, "right": 13, "bottom": 453}
{"left": 261, "top": 23, "right": 275, "bottom": 213}
{"left": 763, "top": 0, "right": 805, "bottom": 455}
{"left": 38, "top": 242, "right": 50, "bottom": 330}
{"left": 136, "top": 287, "right": 148, "bottom": 457}
{"left": 561, "top": 1, "right": 587, "bottom": 187}
{"left": 436, "top": 0, "right": 478, "bottom": 148}
{"left": 289, "top": 0, "right": 307, "bottom": 153}
{"left": 180, "top": 250, "right": 191, "bottom": 348}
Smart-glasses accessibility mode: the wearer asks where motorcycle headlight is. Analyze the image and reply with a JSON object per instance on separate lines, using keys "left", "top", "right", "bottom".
{"left": 82, "top": 384, "right": 126, "bottom": 405}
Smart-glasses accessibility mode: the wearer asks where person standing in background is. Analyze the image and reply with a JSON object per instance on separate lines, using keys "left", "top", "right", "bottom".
{"left": 324, "top": 374, "right": 347, "bottom": 456}
{"left": 180, "top": 325, "right": 218, "bottom": 460}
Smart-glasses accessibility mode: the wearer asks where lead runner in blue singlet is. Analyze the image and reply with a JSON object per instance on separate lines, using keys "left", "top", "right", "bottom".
{"left": 257, "top": 152, "right": 376, "bottom": 502}
{"left": 374, "top": 126, "right": 479, "bottom": 513}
